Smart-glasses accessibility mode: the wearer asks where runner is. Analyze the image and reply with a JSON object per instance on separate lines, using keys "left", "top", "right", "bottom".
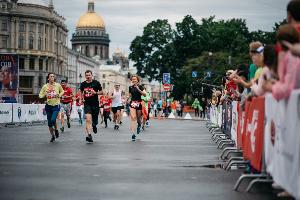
{"left": 128, "top": 75, "right": 146, "bottom": 141}
{"left": 75, "top": 90, "right": 83, "bottom": 125}
{"left": 79, "top": 70, "right": 102, "bottom": 143}
{"left": 59, "top": 80, "right": 73, "bottom": 132}
{"left": 119, "top": 93, "right": 126, "bottom": 125}
{"left": 39, "top": 73, "right": 64, "bottom": 142}
{"left": 103, "top": 92, "right": 112, "bottom": 128}
{"left": 99, "top": 94, "right": 105, "bottom": 125}
{"left": 141, "top": 86, "right": 151, "bottom": 131}
{"left": 110, "top": 84, "right": 123, "bottom": 130}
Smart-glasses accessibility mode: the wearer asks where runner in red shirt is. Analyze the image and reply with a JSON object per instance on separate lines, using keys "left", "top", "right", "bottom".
{"left": 59, "top": 80, "right": 73, "bottom": 132}
{"left": 99, "top": 95, "right": 105, "bottom": 125}
{"left": 103, "top": 93, "right": 112, "bottom": 128}
{"left": 75, "top": 91, "right": 83, "bottom": 125}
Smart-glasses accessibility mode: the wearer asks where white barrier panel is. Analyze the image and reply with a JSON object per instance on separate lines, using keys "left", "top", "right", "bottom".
{"left": 12, "top": 103, "right": 28, "bottom": 123}
{"left": 264, "top": 90, "right": 300, "bottom": 199}
{"left": 230, "top": 101, "right": 238, "bottom": 145}
{"left": 218, "top": 105, "right": 223, "bottom": 128}
{"left": 0, "top": 103, "right": 12, "bottom": 123}
{"left": 37, "top": 104, "right": 47, "bottom": 121}
{"left": 26, "top": 104, "right": 40, "bottom": 122}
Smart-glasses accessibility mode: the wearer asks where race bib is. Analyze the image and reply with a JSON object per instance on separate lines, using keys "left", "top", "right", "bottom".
{"left": 131, "top": 101, "right": 141, "bottom": 108}
{"left": 84, "top": 88, "right": 94, "bottom": 98}
{"left": 46, "top": 89, "right": 57, "bottom": 99}
{"left": 104, "top": 105, "right": 110, "bottom": 109}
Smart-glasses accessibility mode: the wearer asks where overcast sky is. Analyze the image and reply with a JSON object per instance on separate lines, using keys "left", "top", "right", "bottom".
{"left": 52, "top": 0, "right": 289, "bottom": 57}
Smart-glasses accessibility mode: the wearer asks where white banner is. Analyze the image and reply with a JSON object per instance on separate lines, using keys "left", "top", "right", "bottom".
{"left": 264, "top": 90, "right": 300, "bottom": 199}
{"left": 264, "top": 94, "right": 283, "bottom": 174}
{"left": 37, "top": 104, "right": 47, "bottom": 121}
{"left": 230, "top": 101, "right": 238, "bottom": 145}
{"left": 0, "top": 103, "right": 12, "bottom": 123}
{"left": 26, "top": 104, "right": 40, "bottom": 122}
{"left": 218, "top": 105, "right": 223, "bottom": 128}
{"left": 12, "top": 103, "right": 27, "bottom": 123}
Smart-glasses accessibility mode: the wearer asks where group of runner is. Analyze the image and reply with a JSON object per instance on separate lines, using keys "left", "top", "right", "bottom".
{"left": 39, "top": 70, "right": 151, "bottom": 143}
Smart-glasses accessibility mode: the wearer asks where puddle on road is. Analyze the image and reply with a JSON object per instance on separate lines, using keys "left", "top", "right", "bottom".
{"left": 176, "top": 163, "right": 223, "bottom": 169}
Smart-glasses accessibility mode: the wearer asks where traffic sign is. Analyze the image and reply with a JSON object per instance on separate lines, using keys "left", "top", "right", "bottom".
{"left": 192, "top": 71, "right": 197, "bottom": 78}
{"left": 163, "top": 83, "right": 171, "bottom": 91}
{"left": 163, "top": 73, "right": 171, "bottom": 84}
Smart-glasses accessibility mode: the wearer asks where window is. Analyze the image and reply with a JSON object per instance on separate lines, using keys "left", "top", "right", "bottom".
{"left": 19, "top": 58, "right": 25, "bottom": 69}
{"left": 102, "top": 82, "right": 105, "bottom": 89}
{"left": 1, "top": 36, "right": 8, "bottom": 48}
{"left": 2, "top": 20, "right": 7, "bottom": 31}
{"left": 44, "top": 38, "right": 47, "bottom": 50}
{"left": 29, "top": 58, "right": 35, "bottom": 70}
{"left": 19, "top": 76, "right": 33, "bottom": 88}
{"left": 29, "top": 22, "right": 34, "bottom": 32}
{"left": 39, "top": 59, "right": 43, "bottom": 70}
{"left": 38, "top": 37, "right": 42, "bottom": 50}
{"left": 95, "top": 46, "right": 98, "bottom": 55}
{"left": 102, "top": 74, "right": 106, "bottom": 78}
{"left": 29, "top": 35, "right": 34, "bottom": 49}
{"left": 85, "top": 46, "right": 89, "bottom": 57}
{"left": 19, "top": 21, "right": 25, "bottom": 32}
{"left": 38, "top": 24, "right": 43, "bottom": 34}
{"left": 38, "top": 76, "right": 43, "bottom": 86}
{"left": 46, "top": 60, "right": 48, "bottom": 71}
{"left": 45, "top": 25, "right": 48, "bottom": 34}
{"left": 18, "top": 35, "right": 24, "bottom": 49}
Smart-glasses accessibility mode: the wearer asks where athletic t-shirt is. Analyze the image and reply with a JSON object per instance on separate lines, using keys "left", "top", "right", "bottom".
{"left": 129, "top": 85, "right": 144, "bottom": 101}
{"left": 248, "top": 64, "right": 257, "bottom": 80}
{"left": 61, "top": 87, "right": 73, "bottom": 104}
{"left": 111, "top": 90, "right": 122, "bottom": 107}
{"left": 80, "top": 80, "right": 102, "bottom": 106}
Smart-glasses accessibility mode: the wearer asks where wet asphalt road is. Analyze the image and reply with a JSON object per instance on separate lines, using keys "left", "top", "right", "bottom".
{"left": 0, "top": 118, "right": 273, "bottom": 200}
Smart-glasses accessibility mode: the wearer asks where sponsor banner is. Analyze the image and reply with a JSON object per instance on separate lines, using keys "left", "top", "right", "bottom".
{"left": 0, "top": 103, "right": 12, "bottom": 123}
{"left": 270, "top": 90, "right": 300, "bottom": 199}
{"left": 37, "top": 104, "right": 47, "bottom": 121}
{"left": 230, "top": 101, "right": 238, "bottom": 144}
{"left": 243, "top": 97, "right": 265, "bottom": 171}
{"left": 26, "top": 104, "right": 39, "bottom": 122}
{"left": 12, "top": 103, "right": 27, "bottom": 123}
{"left": 217, "top": 105, "right": 223, "bottom": 128}
{"left": 0, "top": 54, "right": 18, "bottom": 102}
{"left": 264, "top": 94, "right": 282, "bottom": 175}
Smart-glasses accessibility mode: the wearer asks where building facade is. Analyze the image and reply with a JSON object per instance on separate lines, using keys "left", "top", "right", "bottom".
{"left": 0, "top": 0, "right": 68, "bottom": 103}
{"left": 71, "top": 1, "right": 110, "bottom": 60}
{"left": 112, "top": 48, "right": 129, "bottom": 70}
{"left": 67, "top": 49, "right": 100, "bottom": 93}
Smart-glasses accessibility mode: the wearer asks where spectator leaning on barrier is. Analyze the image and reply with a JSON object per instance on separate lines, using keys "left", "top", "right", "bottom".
{"left": 39, "top": 73, "right": 64, "bottom": 143}
{"left": 263, "top": 24, "right": 300, "bottom": 100}
{"left": 251, "top": 45, "right": 278, "bottom": 97}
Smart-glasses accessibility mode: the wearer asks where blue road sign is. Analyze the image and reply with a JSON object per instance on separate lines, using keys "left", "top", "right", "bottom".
{"left": 192, "top": 71, "right": 197, "bottom": 78}
{"left": 206, "top": 71, "right": 212, "bottom": 78}
{"left": 163, "top": 73, "right": 171, "bottom": 84}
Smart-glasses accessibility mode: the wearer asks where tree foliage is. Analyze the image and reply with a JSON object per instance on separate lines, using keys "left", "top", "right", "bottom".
{"left": 129, "top": 15, "right": 283, "bottom": 100}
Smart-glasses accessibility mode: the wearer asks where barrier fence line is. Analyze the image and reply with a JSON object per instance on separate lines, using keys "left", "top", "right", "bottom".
{"left": 207, "top": 89, "right": 300, "bottom": 199}
{"left": 0, "top": 103, "right": 80, "bottom": 125}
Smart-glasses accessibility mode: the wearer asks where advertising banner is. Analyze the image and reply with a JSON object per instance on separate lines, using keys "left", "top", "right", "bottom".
{"left": 0, "top": 103, "right": 12, "bottom": 123}
{"left": 0, "top": 54, "right": 18, "bottom": 102}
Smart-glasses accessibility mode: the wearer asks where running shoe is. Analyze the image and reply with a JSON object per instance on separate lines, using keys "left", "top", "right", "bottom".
{"left": 50, "top": 136, "right": 55, "bottom": 143}
{"left": 137, "top": 124, "right": 141, "bottom": 135}
{"left": 67, "top": 122, "right": 71, "bottom": 128}
{"left": 55, "top": 130, "right": 59, "bottom": 138}
{"left": 86, "top": 134, "right": 93, "bottom": 143}
{"left": 115, "top": 125, "right": 119, "bottom": 130}
{"left": 142, "top": 125, "right": 145, "bottom": 131}
{"left": 60, "top": 127, "right": 64, "bottom": 132}
{"left": 120, "top": 121, "right": 122, "bottom": 125}
{"left": 131, "top": 134, "right": 136, "bottom": 141}
{"left": 92, "top": 125, "right": 97, "bottom": 134}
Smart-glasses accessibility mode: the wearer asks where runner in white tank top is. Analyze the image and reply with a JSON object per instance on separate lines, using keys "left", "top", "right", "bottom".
{"left": 110, "top": 84, "right": 122, "bottom": 130}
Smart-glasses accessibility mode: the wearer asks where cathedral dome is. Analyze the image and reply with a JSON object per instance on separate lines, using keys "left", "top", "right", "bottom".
{"left": 76, "top": 1, "right": 105, "bottom": 28}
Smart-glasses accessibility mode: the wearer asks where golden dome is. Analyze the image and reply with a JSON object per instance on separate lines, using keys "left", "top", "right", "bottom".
{"left": 76, "top": 1, "right": 105, "bottom": 28}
